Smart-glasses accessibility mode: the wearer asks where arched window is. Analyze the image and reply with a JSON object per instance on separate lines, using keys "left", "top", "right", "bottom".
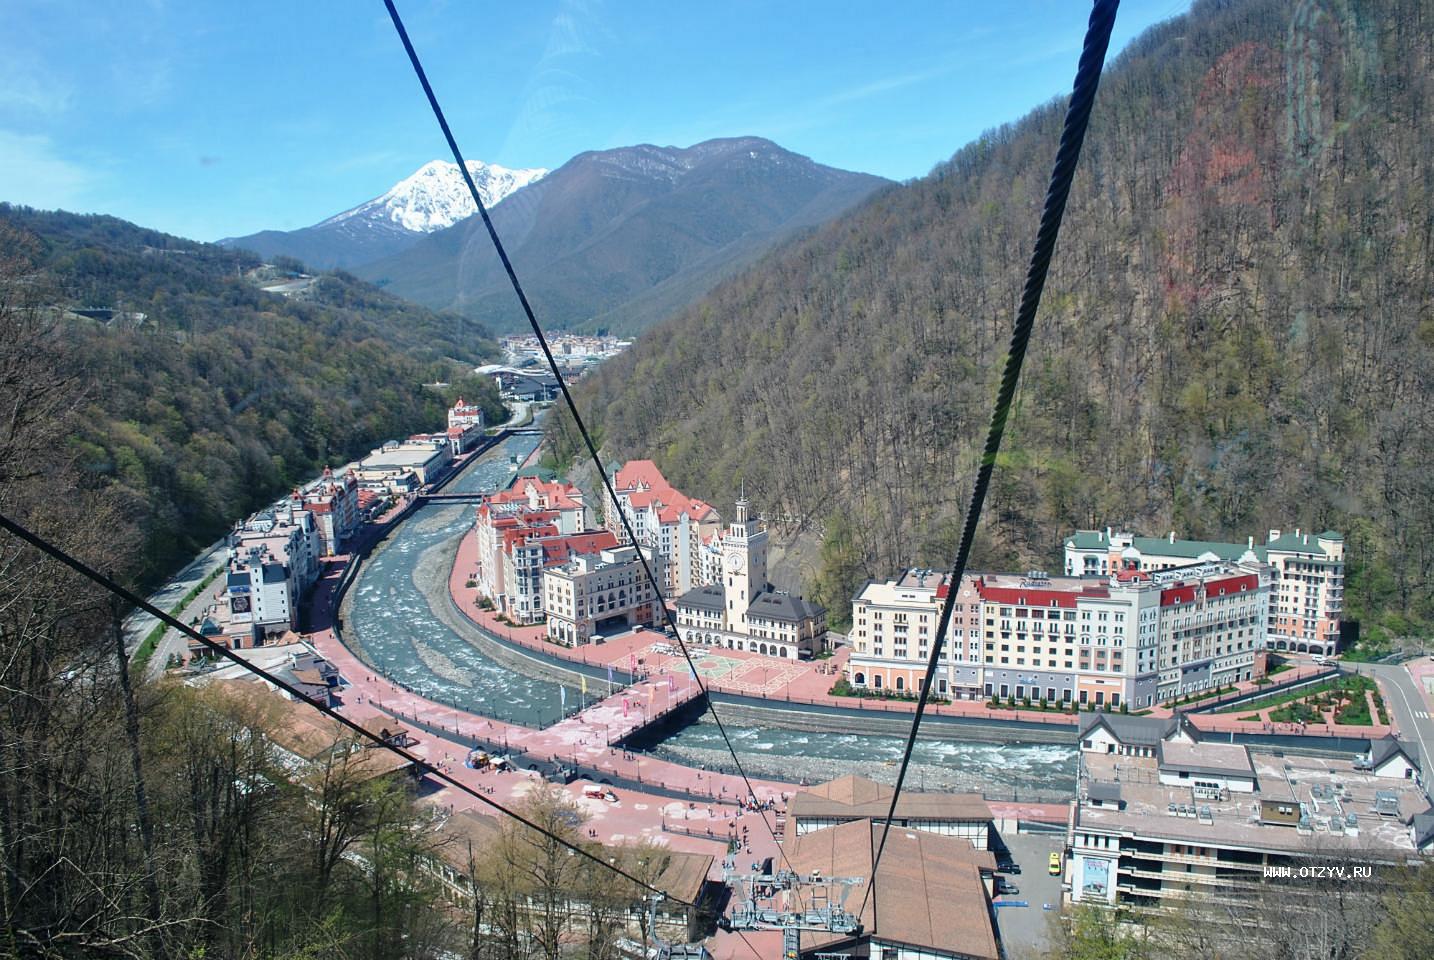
{"left": 895, "top": 677, "right": 905, "bottom": 692}
{"left": 854, "top": 672, "right": 866, "bottom": 685}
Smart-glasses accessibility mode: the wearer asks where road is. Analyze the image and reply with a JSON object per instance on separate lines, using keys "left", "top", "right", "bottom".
{"left": 121, "top": 538, "right": 228, "bottom": 663}
{"left": 1346, "top": 659, "right": 1434, "bottom": 802}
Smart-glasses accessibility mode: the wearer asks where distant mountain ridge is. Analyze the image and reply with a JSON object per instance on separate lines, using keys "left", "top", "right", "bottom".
{"left": 220, "top": 159, "right": 546, "bottom": 270}
{"left": 354, "top": 136, "right": 891, "bottom": 334}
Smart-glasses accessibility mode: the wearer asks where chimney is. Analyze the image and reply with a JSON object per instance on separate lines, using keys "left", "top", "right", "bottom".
{"left": 1248, "top": 536, "right": 1254, "bottom": 549}
{"left": 1169, "top": 531, "right": 1175, "bottom": 544}
{"left": 1105, "top": 526, "right": 1112, "bottom": 542}
{"left": 1269, "top": 529, "right": 1281, "bottom": 541}
{"left": 1295, "top": 527, "right": 1301, "bottom": 538}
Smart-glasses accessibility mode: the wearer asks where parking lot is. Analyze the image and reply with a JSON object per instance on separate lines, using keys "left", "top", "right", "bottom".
{"left": 991, "top": 829, "right": 1067, "bottom": 959}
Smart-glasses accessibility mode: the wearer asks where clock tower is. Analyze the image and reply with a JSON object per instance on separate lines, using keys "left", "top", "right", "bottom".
{"left": 723, "top": 495, "right": 768, "bottom": 633}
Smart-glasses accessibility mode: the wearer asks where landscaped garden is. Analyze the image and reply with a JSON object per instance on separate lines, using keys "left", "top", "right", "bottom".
{"left": 1217, "top": 674, "right": 1388, "bottom": 726}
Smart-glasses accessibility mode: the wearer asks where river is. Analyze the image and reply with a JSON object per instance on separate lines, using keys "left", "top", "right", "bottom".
{"left": 340, "top": 429, "right": 1078, "bottom": 798}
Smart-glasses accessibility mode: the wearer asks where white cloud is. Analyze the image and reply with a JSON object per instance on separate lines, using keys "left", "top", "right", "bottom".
{"left": 0, "top": 54, "right": 73, "bottom": 115}
{"left": 0, "top": 130, "right": 96, "bottom": 210}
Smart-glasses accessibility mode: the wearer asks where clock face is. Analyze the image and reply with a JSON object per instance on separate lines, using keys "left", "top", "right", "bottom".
{"left": 725, "top": 549, "right": 744, "bottom": 571}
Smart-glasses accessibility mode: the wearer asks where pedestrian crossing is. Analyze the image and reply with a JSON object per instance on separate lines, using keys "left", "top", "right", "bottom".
{"left": 1415, "top": 710, "right": 1431, "bottom": 720}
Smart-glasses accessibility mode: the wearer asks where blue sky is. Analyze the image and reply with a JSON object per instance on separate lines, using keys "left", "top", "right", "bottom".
{"left": 1, "top": 1, "right": 1190, "bottom": 242}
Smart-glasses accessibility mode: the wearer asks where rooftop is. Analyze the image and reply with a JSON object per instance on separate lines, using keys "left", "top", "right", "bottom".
{"left": 1079, "top": 750, "right": 1431, "bottom": 857}
{"left": 789, "top": 774, "right": 992, "bottom": 823}
{"left": 435, "top": 809, "right": 711, "bottom": 904}
{"left": 1157, "top": 740, "right": 1254, "bottom": 779}
{"left": 1078, "top": 711, "right": 1182, "bottom": 747}
{"left": 785, "top": 818, "right": 999, "bottom": 960}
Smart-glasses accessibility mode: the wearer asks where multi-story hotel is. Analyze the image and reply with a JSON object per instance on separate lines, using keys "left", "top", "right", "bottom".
{"left": 444, "top": 396, "right": 486, "bottom": 454}
{"left": 1064, "top": 527, "right": 1345, "bottom": 656}
{"left": 847, "top": 560, "right": 1271, "bottom": 708}
{"left": 603, "top": 460, "right": 721, "bottom": 597}
{"left": 471, "top": 478, "right": 595, "bottom": 623}
{"left": 674, "top": 497, "right": 827, "bottom": 660}
{"left": 1069, "top": 713, "right": 1432, "bottom": 912}
{"left": 194, "top": 502, "right": 322, "bottom": 655}
{"left": 296, "top": 466, "right": 359, "bottom": 556}
{"left": 543, "top": 544, "right": 665, "bottom": 646}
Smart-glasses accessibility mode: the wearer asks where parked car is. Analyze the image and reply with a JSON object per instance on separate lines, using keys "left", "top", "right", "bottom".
{"left": 1048, "top": 852, "right": 1063, "bottom": 876}
{"left": 997, "top": 880, "right": 1020, "bottom": 896}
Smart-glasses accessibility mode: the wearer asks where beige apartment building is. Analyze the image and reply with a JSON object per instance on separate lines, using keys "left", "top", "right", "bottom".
{"left": 543, "top": 544, "right": 665, "bottom": 646}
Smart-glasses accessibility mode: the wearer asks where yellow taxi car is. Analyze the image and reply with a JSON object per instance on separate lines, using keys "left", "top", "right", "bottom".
{"left": 1048, "top": 851, "right": 1063, "bottom": 876}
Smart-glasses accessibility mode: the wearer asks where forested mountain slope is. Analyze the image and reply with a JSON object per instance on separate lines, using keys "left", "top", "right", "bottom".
{"left": 553, "top": 0, "right": 1433, "bottom": 637}
{"left": 0, "top": 205, "right": 505, "bottom": 584}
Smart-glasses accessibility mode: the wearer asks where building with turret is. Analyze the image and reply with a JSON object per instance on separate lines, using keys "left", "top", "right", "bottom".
{"left": 674, "top": 497, "right": 827, "bottom": 659}
{"left": 445, "top": 396, "right": 486, "bottom": 454}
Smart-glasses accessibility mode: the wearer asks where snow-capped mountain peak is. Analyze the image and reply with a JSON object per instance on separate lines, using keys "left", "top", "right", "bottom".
{"left": 321, "top": 159, "right": 547, "bottom": 234}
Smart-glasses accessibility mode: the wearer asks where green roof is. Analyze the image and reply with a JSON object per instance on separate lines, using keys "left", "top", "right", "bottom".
{"left": 1264, "top": 531, "right": 1340, "bottom": 556}
{"left": 1065, "top": 529, "right": 1266, "bottom": 562}
{"left": 1068, "top": 527, "right": 1343, "bottom": 562}
{"left": 1129, "top": 536, "right": 1259, "bottom": 562}
{"left": 1065, "top": 530, "right": 1110, "bottom": 550}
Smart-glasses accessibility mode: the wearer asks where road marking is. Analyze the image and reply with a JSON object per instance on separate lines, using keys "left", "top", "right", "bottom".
{"left": 1378, "top": 666, "right": 1434, "bottom": 802}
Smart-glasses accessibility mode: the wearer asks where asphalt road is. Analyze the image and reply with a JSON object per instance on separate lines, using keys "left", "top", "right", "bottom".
{"left": 1353, "top": 660, "right": 1434, "bottom": 802}
{"left": 121, "top": 538, "right": 228, "bottom": 664}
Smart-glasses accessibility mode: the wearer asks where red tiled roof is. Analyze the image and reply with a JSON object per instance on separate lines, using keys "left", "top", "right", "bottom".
{"left": 540, "top": 530, "right": 619, "bottom": 565}
{"left": 977, "top": 583, "right": 1080, "bottom": 608}
{"left": 614, "top": 459, "right": 668, "bottom": 491}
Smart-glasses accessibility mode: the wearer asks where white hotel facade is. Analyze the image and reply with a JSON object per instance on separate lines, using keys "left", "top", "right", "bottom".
{"left": 847, "top": 559, "right": 1272, "bottom": 709}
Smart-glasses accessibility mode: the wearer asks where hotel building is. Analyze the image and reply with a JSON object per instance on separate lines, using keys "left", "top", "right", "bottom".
{"left": 444, "top": 396, "right": 486, "bottom": 454}
{"left": 603, "top": 460, "right": 721, "bottom": 597}
{"left": 296, "top": 467, "right": 360, "bottom": 556}
{"left": 543, "top": 544, "right": 665, "bottom": 646}
{"left": 471, "top": 478, "right": 596, "bottom": 623}
{"left": 847, "top": 560, "right": 1272, "bottom": 708}
{"left": 1064, "top": 527, "right": 1345, "bottom": 656}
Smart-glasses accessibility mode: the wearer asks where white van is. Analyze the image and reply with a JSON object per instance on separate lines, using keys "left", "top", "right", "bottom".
{"left": 1311, "top": 654, "right": 1329, "bottom": 665}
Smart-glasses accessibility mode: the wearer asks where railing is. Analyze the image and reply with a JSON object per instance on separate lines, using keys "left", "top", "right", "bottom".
{"left": 458, "top": 606, "right": 1085, "bottom": 730}
{"left": 1179, "top": 666, "right": 1341, "bottom": 715}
